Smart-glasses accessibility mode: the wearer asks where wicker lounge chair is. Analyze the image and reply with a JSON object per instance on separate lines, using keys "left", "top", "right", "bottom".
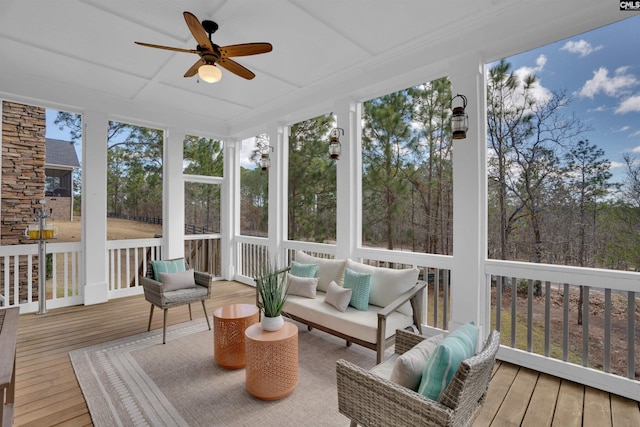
{"left": 140, "top": 262, "right": 212, "bottom": 344}
{"left": 336, "top": 328, "right": 500, "bottom": 427}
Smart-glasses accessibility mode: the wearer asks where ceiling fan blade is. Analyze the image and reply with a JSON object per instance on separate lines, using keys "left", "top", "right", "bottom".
{"left": 218, "top": 58, "right": 256, "bottom": 80}
{"left": 184, "top": 59, "right": 205, "bottom": 77}
{"left": 135, "top": 41, "right": 198, "bottom": 54}
{"left": 183, "top": 11, "right": 213, "bottom": 51}
{"left": 220, "top": 43, "right": 273, "bottom": 58}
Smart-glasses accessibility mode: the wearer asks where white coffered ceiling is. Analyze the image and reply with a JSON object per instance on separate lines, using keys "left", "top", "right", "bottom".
{"left": 0, "top": 0, "right": 635, "bottom": 139}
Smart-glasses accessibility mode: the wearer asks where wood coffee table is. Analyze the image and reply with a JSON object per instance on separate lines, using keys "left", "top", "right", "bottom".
{"left": 245, "top": 322, "right": 298, "bottom": 400}
{"left": 213, "top": 303, "right": 259, "bottom": 369}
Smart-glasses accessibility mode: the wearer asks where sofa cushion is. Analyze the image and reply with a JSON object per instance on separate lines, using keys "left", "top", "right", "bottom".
{"left": 324, "top": 281, "right": 351, "bottom": 312}
{"left": 286, "top": 273, "right": 318, "bottom": 298}
{"left": 151, "top": 258, "right": 187, "bottom": 281}
{"left": 418, "top": 322, "right": 478, "bottom": 400}
{"left": 284, "top": 292, "right": 414, "bottom": 344}
{"left": 345, "top": 259, "right": 418, "bottom": 315}
{"left": 370, "top": 354, "right": 398, "bottom": 380}
{"left": 159, "top": 269, "right": 196, "bottom": 292}
{"left": 290, "top": 260, "right": 318, "bottom": 278}
{"left": 343, "top": 268, "right": 371, "bottom": 311}
{"left": 296, "top": 251, "right": 346, "bottom": 292}
{"left": 390, "top": 334, "right": 444, "bottom": 391}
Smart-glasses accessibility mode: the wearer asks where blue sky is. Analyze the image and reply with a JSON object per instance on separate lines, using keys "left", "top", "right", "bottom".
{"left": 47, "top": 15, "right": 640, "bottom": 180}
{"left": 494, "top": 14, "right": 640, "bottom": 183}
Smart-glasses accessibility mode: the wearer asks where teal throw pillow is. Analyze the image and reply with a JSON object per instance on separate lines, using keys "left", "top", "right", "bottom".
{"left": 343, "top": 268, "right": 371, "bottom": 311}
{"left": 418, "top": 321, "right": 478, "bottom": 401}
{"left": 290, "top": 260, "right": 318, "bottom": 278}
{"left": 151, "top": 258, "right": 187, "bottom": 281}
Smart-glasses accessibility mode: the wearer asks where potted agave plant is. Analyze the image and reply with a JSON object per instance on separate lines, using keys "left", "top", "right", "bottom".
{"left": 256, "top": 262, "right": 289, "bottom": 331}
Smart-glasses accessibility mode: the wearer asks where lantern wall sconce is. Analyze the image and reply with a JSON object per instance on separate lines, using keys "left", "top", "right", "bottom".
{"left": 329, "top": 128, "right": 344, "bottom": 160}
{"left": 451, "top": 94, "right": 469, "bottom": 140}
{"left": 260, "top": 146, "right": 274, "bottom": 171}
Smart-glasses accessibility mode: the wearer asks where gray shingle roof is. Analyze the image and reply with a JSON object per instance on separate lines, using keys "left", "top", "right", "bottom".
{"left": 46, "top": 138, "right": 80, "bottom": 168}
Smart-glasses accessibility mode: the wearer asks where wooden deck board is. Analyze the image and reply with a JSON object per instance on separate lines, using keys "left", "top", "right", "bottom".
{"left": 10, "top": 280, "right": 640, "bottom": 426}
{"left": 521, "top": 373, "right": 561, "bottom": 427}
{"left": 491, "top": 367, "right": 538, "bottom": 426}
{"left": 552, "top": 381, "right": 585, "bottom": 427}
{"left": 584, "top": 386, "right": 612, "bottom": 427}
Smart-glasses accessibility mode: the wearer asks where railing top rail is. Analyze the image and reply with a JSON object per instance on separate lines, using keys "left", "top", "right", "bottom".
{"left": 106, "top": 238, "right": 163, "bottom": 249}
{"left": 282, "top": 240, "right": 337, "bottom": 254}
{"left": 486, "top": 258, "right": 640, "bottom": 292}
{"left": 184, "top": 233, "right": 221, "bottom": 241}
{"left": 355, "top": 247, "right": 453, "bottom": 270}
{"left": 236, "top": 235, "right": 268, "bottom": 244}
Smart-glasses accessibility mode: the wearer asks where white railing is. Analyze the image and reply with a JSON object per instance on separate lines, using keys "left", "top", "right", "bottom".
{"left": 235, "top": 235, "right": 269, "bottom": 285}
{"left": 184, "top": 234, "right": 222, "bottom": 278}
{"left": 486, "top": 259, "right": 640, "bottom": 400}
{"left": 106, "top": 238, "right": 162, "bottom": 298}
{"left": 0, "top": 242, "right": 83, "bottom": 313}
{"left": 106, "top": 235, "right": 222, "bottom": 299}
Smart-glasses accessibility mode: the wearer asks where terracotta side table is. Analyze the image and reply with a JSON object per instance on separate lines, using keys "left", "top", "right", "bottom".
{"left": 245, "top": 322, "right": 299, "bottom": 400}
{"left": 213, "top": 304, "right": 259, "bottom": 369}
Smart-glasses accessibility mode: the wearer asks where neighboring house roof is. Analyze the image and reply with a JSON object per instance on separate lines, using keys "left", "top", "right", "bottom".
{"left": 45, "top": 138, "right": 80, "bottom": 169}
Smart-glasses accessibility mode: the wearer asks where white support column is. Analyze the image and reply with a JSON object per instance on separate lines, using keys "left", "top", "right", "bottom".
{"left": 164, "top": 127, "right": 186, "bottom": 259}
{"left": 449, "top": 56, "right": 489, "bottom": 338}
{"left": 268, "top": 124, "right": 288, "bottom": 267}
{"left": 82, "top": 110, "right": 108, "bottom": 305}
{"left": 221, "top": 137, "right": 240, "bottom": 280}
{"left": 334, "top": 99, "right": 362, "bottom": 260}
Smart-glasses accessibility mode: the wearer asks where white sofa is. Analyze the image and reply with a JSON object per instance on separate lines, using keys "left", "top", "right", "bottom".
{"left": 281, "top": 251, "right": 426, "bottom": 363}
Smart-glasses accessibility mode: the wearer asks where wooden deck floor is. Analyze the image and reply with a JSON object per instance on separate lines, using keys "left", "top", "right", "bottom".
{"left": 11, "top": 281, "right": 640, "bottom": 426}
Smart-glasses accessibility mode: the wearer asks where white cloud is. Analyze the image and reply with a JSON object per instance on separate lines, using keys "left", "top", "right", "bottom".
{"left": 577, "top": 66, "right": 638, "bottom": 99}
{"left": 513, "top": 54, "right": 552, "bottom": 103}
{"left": 615, "top": 126, "right": 630, "bottom": 132}
{"left": 632, "top": 146, "right": 640, "bottom": 152}
{"left": 587, "top": 105, "right": 607, "bottom": 112}
{"left": 630, "top": 130, "right": 640, "bottom": 137}
{"left": 560, "top": 39, "right": 603, "bottom": 57}
{"left": 615, "top": 94, "right": 640, "bottom": 114}
{"left": 610, "top": 161, "right": 626, "bottom": 169}
{"left": 240, "top": 137, "right": 258, "bottom": 169}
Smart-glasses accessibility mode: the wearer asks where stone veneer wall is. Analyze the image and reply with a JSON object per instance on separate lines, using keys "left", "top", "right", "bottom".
{"left": 1, "top": 101, "right": 47, "bottom": 302}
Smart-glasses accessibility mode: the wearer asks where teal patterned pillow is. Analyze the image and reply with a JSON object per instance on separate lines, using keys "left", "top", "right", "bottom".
{"left": 418, "top": 321, "right": 478, "bottom": 400}
{"left": 151, "top": 258, "right": 187, "bottom": 281}
{"left": 343, "top": 268, "right": 371, "bottom": 311}
{"left": 290, "top": 260, "right": 318, "bottom": 278}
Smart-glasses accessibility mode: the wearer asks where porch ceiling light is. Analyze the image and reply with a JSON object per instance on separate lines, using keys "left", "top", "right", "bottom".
{"left": 451, "top": 94, "right": 468, "bottom": 140}
{"left": 329, "top": 128, "right": 344, "bottom": 160}
{"left": 198, "top": 63, "right": 222, "bottom": 83}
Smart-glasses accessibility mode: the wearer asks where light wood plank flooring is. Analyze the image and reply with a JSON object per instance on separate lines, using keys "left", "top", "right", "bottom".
{"left": 11, "top": 281, "right": 640, "bottom": 426}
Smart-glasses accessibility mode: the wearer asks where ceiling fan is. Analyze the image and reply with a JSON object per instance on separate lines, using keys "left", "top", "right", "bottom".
{"left": 135, "top": 11, "right": 272, "bottom": 83}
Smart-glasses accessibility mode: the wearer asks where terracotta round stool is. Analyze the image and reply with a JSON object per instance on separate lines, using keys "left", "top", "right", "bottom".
{"left": 213, "top": 303, "right": 259, "bottom": 369}
{"left": 245, "top": 322, "right": 298, "bottom": 400}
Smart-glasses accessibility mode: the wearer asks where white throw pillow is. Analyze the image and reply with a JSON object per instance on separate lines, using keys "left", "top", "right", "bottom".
{"left": 286, "top": 273, "right": 318, "bottom": 298}
{"left": 323, "top": 280, "right": 352, "bottom": 312}
{"left": 296, "top": 251, "right": 346, "bottom": 293}
{"left": 389, "top": 334, "right": 444, "bottom": 391}
{"left": 345, "top": 259, "right": 419, "bottom": 315}
{"left": 159, "top": 269, "right": 196, "bottom": 292}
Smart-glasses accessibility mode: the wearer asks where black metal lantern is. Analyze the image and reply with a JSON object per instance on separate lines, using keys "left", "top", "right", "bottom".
{"left": 451, "top": 94, "right": 468, "bottom": 140}
{"left": 260, "top": 146, "right": 273, "bottom": 171}
{"left": 329, "top": 128, "right": 344, "bottom": 160}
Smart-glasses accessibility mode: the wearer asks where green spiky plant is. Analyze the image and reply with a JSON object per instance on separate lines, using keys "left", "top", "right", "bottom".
{"left": 256, "top": 262, "right": 289, "bottom": 318}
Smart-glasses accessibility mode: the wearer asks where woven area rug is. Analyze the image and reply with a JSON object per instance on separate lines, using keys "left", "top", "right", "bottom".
{"left": 70, "top": 318, "right": 377, "bottom": 427}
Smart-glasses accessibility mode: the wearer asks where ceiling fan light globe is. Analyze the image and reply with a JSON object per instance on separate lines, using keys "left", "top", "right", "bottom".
{"left": 198, "top": 64, "right": 222, "bottom": 83}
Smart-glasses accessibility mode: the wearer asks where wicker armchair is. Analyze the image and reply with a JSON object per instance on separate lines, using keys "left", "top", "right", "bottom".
{"left": 140, "top": 265, "right": 212, "bottom": 344}
{"left": 336, "top": 328, "right": 500, "bottom": 427}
